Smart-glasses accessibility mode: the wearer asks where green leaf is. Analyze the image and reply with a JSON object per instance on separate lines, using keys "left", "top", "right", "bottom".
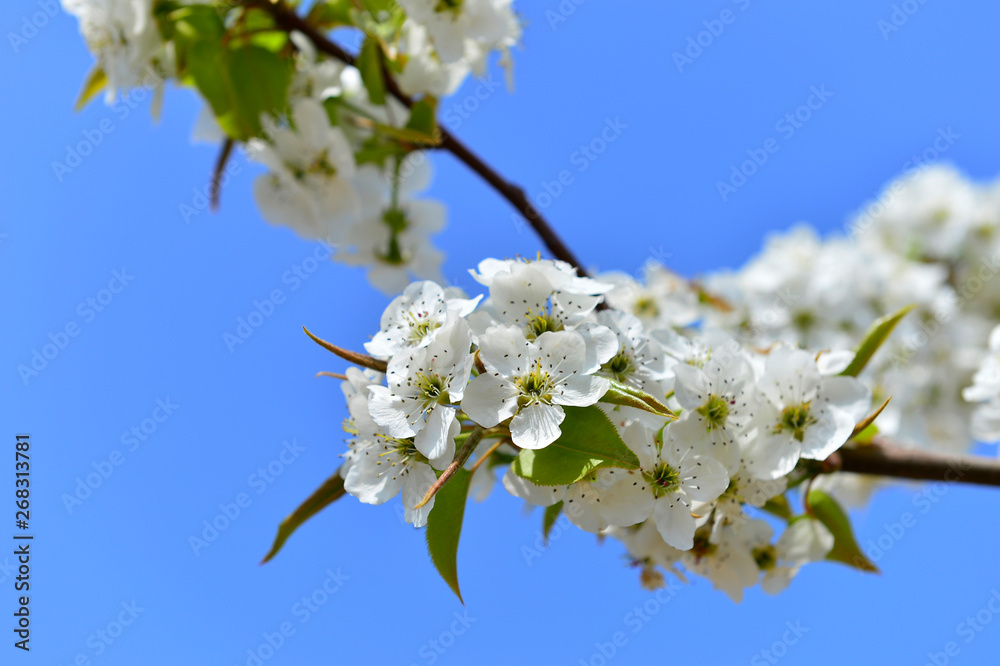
{"left": 357, "top": 36, "right": 387, "bottom": 106}
{"left": 841, "top": 305, "right": 916, "bottom": 377}
{"left": 306, "top": 0, "right": 356, "bottom": 28}
{"left": 807, "top": 489, "right": 880, "bottom": 573}
{"left": 186, "top": 41, "right": 292, "bottom": 140}
{"left": 512, "top": 405, "right": 641, "bottom": 486}
{"left": 542, "top": 501, "right": 563, "bottom": 543}
{"left": 74, "top": 65, "right": 107, "bottom": 111}
{"left": 599, "top": 379, "right": 676, "bottom": 419}
{"left": 426, "top": 468, "right": 472, "bottom": 603}
{"left": 227, "top": 45, "right": 292, "bottom": 136}
{"left": 261, "top": 468, "right": 347, "bottom": 564}
{"left": 403, "top": 97, "right": 441, "bottom": 145}
{"left": 761, "top": 495, "right": 792, "bottom": 521}
{"left": 850, "top": 396, "right": 891, "bottom": 441}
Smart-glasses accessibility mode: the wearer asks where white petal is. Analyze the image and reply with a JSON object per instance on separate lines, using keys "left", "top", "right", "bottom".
{"left": 599, "top": 473, "right": 655, "bottom": 526}
{"left": 501, "top": 468, "right": 565, "bottom": 506}
{"left": 414, "top": 406, "right": 455, "bottom": 461}
{"left": 510, "top": 403, "right": 565, "bottom": 449}
{"left": 553, "top": 374, "right": 609, "bottom": 407}
{"left": 652, "top": 495, "right": 696, "bottom": 550}
{"left": 402, "top": 464, "right": 437, "bottom": 527}
{"left": 460, "top": 374, "right": 519, "bottom": 428}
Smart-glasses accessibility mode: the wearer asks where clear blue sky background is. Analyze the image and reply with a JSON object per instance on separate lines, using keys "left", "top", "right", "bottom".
{"left": 3, "top": 1, "right": 1000, "bottom": 664}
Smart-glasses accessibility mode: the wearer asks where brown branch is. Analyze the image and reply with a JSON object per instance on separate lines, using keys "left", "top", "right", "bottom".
{"left": 824, "top": 437, "right": 1000, "bottom": 488}
{"left": 210, "top": 138, "right": 234, "bottom": 210}
{"left": 251, "top": 0, "right": 591, "bottom": 275}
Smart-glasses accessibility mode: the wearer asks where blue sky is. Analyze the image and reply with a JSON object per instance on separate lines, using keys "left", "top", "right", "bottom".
{"left": 3, "top": 0, "right": 1000, "bottom": 664}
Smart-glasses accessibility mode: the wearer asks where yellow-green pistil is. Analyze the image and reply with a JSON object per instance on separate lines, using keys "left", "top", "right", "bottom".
{"left": 516, "top": 362, "right": 554, "bottom": 408}
{"left": 526, "top": 311, "right": 564, "bottom": 339}
{"left": 696, "top": 394, "right": 730, "bottom": 430}
{"left": 774, "top": 402, "right": 817, "bottom": 442}
{"left": 414, "top": 372, "right": 449, "bottom": 410}
{"left": 602, "top": 348, "right": 634, "bottom": 383}
{"left": 753, "top": 545, "right": 777, "bottom": 571}
{"left": 404, "top": 311, "right": 440, "bottom": 344}
{"left": 645, "top": 461, "right": 681, "bottom": 497}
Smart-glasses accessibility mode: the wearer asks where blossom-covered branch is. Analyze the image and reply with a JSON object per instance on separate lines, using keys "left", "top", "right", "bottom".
{"left": 250, "top": 0, "right": 591, "bottom": 274}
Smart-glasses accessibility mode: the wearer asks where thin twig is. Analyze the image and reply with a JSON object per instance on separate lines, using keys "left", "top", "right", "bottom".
{"left": 210, "top": 138, "right": 234, "bottom": 210}
{"left": 413, "top": 426, "right": 484, "bottom": 509}
{"left": 468, "top": 438, "right": 506, "bottom": 477}
{"left": 302, "top": 326, "right": 388, "bottom": 373}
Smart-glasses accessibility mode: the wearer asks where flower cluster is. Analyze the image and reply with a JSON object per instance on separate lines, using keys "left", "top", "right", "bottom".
{"left": 63, "top": 0, "right": 523, "bottom": 293}
{"left": 696, "top": 166, "right": 1000, "bottom": 463}
{"left": 335, "top": 258, "right": 877, "bottom": 600}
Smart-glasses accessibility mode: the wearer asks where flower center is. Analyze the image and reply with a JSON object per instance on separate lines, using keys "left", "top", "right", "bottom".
{"left": 696, "top": 394, "right": 730, "bottom": 430}
{"left": 516, "top": 363, "right": 553, "bottom": 407}
{"left": 602, "top": 347, "right": 634, "bottom": 382}
{"left": 633, "top": 296, "right": 659, "bottom": 318}
{"left": 775, "top": 402, "right": 816, "bottom": 442}
{"left": 753, "top": 545, "right": 777, "bottom": 571}
{"left": 404, "top": 311, "right": 441, "bottom": 344}
{"left": 647, "top": 461, "right": 681, "bottom": 496}
{"left": 526, "top": 311, "right": 564, "bottom": 339}
{"left": 415, "top": 372, "right": 449, "bottom": 407}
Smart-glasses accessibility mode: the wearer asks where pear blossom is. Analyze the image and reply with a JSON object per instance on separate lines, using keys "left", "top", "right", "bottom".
{"left": 368, "top": 319, "right": 475, "bottom": 461}
{"left": 343, "top": 420, "right": 457, "bottom": 527}
{"left": 364, "top": 280, "right": 481, "bottom": 360}
{"left": 461, "top": 326, "right": 609, "bottom": 449}
{"left": 62, "top": 0, "right": 163, "bottom": 100}
{"left": 670, "top": 347, "right": 757, "bottom": 474}
{"left": 248, "top": 98, "right": 360, "bottom": 242}
{"left": 599, "top": 422, "right": 729, "bottom": 549}
{"left": 744, "top": 347, "right": 870, "bottom": 480}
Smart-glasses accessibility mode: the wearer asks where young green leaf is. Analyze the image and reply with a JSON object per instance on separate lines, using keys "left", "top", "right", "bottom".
{"left": 542, "top": 501, "right": 563, "bottom": 543}
{"left": 806, "top": 488, "right": 880, "bottom": 573}
{"left": 841, "top": 305, "right": 916, "bottom": 378}
{"left": 74, "top": 65, "right": 107, "bottom": 111}
{"left": 357, "top": 36, "right": 387, "bottom": 106}
{"left": 599, "top": 379, "right": 676, "bottom": 419}
{"left": 426, "top": 468, "right": 472, "bottom": 603}
{"left": 261, "top": 468, "right": 347, "bottom": 564}
{"left": 403, "top": 97, "right": 441, "bottom": 145}
{"left": 512, "top": 405, "right": 641, "bottom": 486}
